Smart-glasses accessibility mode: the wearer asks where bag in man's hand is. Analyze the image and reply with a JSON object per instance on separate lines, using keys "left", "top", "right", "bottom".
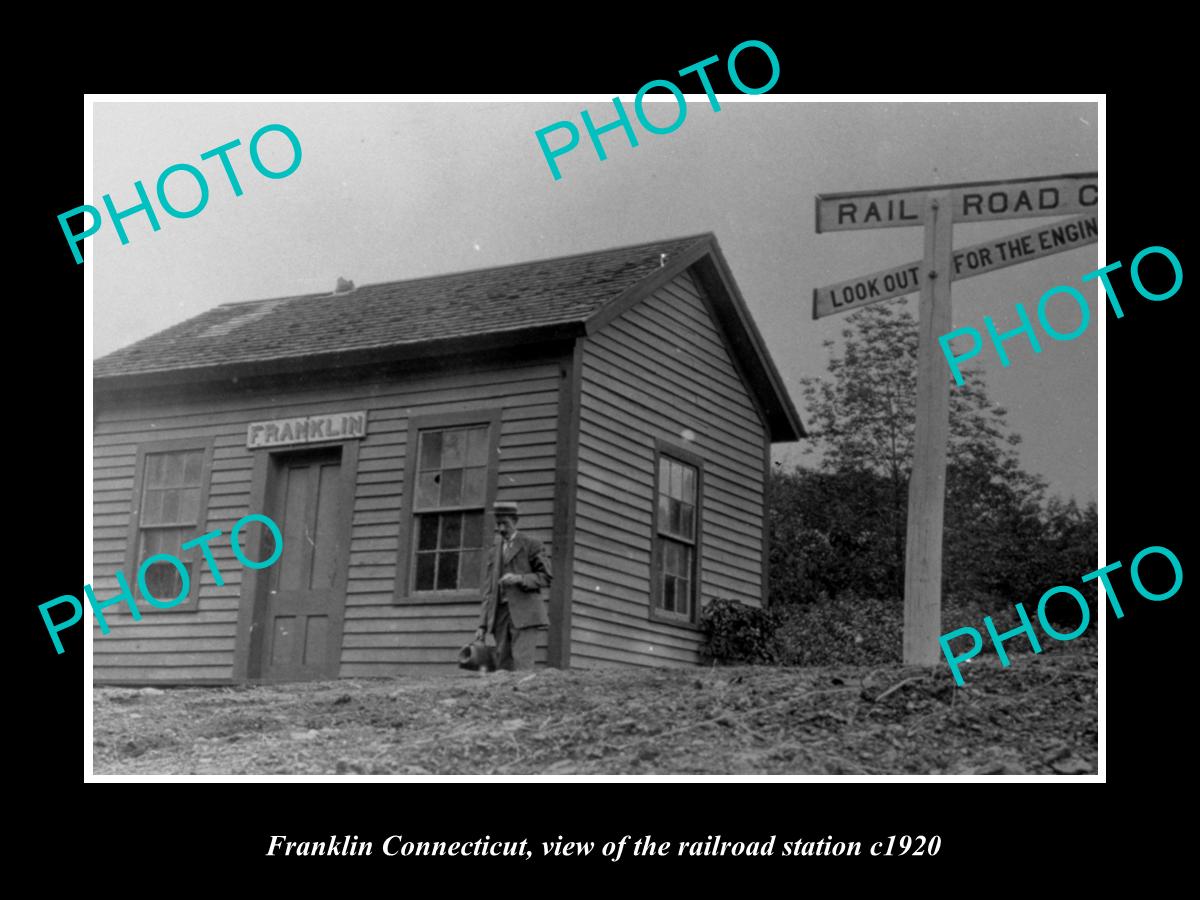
{"left": 457, "top": 639, "right": 497, "bottom": 672}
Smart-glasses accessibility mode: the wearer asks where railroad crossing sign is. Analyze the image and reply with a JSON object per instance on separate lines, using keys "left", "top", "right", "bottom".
{"left": 813, "top": 172, "right": 1098, "bottom": 666}
{"left": 813, "top": 213, "right": 1098, "bottom": 319}
{"left": 815, "top": 172, "right": 1097, "bottom": 232}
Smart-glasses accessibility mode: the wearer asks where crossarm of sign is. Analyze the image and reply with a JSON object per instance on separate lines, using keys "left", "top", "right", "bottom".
{"left": 815, "top": 172, "right": 1097, "bottom": 232}
{"left": 812, "top": 214, "right": 1098, "bottom": 320}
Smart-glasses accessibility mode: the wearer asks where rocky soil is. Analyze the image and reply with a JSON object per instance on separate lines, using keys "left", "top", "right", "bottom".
{"left": 93, "top": 650, "right": 1096, "bottom": 776}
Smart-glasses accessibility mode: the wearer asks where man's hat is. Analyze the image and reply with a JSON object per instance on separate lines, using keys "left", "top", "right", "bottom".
{"left": 493, "top": 501, "right": 520, "bottom": 519}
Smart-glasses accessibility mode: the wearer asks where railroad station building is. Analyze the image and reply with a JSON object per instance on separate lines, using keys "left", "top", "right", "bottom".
{"left": 92, "top": 234, "right": 803, "bottom": 684}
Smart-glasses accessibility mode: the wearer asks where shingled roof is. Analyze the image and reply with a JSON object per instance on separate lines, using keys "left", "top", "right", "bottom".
{"left": 94, "top": 233, "right": 804, "bottom": 441}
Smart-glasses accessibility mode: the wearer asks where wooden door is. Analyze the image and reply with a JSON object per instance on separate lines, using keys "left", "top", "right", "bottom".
{"left": 259, "top": 446, "right": 350, "bottom": 682}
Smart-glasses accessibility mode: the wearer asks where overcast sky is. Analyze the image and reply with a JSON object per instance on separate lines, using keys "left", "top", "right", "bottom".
{"left": 91, "top": 99, "right": 1098, "bottom": 503}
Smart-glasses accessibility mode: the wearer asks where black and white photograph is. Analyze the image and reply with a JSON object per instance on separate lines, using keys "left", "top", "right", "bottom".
{"left": 83, "top": 94, "right": 1102, "bottom": 778}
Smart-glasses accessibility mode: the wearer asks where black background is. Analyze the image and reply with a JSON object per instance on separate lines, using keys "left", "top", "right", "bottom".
{"left": 20, "top": 26, "right": 1187, "bottom": 882}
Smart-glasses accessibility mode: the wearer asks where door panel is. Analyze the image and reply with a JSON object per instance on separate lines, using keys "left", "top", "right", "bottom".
{"left": 259, "top": 447, "right": 349, "bottom": 682}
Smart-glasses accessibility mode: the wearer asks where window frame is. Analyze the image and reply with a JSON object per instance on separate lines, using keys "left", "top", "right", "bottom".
{"left": 394, "top": 409, "right": 502, "bottom": 604}
{"left": 649, "top": 438, "right": 704, "bottom": 628}
{"left": 122, "top": 437, "right": 216, "bottom": 615}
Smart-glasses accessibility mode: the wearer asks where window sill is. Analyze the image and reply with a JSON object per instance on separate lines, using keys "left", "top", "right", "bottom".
{"left": 649, "top": 608, "right": 702, "bottom": 631}
{"left": 397, "top": 590, "right": 483, "bottom": 605}
{"left": 104, "top": 598, "right": 202, "bottom": 616}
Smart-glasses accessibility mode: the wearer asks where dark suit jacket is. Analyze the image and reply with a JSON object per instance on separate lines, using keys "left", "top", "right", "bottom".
{"left": 479, "top": 532, "right": 552, "bottom": 632}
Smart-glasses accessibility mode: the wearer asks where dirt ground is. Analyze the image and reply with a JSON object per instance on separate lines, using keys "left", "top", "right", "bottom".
{"left": 93, "top": 650, "right": 1097, "bottom": 775}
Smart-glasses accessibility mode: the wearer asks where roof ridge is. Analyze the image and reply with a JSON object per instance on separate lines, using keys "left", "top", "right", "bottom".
{"left": 94, "top": 233, "right": 725, "bottom": 376}
{"left": 216, "top": 291, "right": 328, "bottom": 309}
{"left": 212, "top": 233, "right": 715, "bottom": 309}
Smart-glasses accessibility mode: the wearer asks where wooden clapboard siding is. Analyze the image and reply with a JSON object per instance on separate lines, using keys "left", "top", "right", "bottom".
{"left": 572, "top": 271, "right": 767, "bottom": 668}
{"left": 93, "top": 358, "right": 563, "bottom": 683}
{"left": 95, "top": 669, "right": 235, "bottom": 684}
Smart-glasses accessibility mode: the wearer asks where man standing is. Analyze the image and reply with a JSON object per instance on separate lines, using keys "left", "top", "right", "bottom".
{"left": 474, "top": 501, "right": 552, "bottom": 671}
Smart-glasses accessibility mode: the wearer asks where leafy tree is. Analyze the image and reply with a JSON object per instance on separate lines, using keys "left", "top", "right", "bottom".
{"left": 1029, "top": 497, "right": 1098, "bottom": 628}
{"left": 778, "top": 299, "right": 1068, "bottom": 609}
{"left": 769, "top": 467, "right": 893, "bottom": 603}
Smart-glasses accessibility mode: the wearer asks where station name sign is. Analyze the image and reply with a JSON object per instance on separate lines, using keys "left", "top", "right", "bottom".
{"left": 247, "top": 411, "right": 368, "bottom": 449}
{"left": 816, "top": 173, "right": 1097, "bottom": 233}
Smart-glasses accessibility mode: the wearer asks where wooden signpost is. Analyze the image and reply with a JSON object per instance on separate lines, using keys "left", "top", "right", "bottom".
{"left": 813, "top": 172, "right": 1098, "bottom": 665}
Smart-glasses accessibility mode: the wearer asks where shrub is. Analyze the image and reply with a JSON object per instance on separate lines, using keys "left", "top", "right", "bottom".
{"left": 772, "top": 590, "right": 1097, "bottom": 668}
{"left": 769, "top": 468, "right": 903, "bottom": 605}
{"left": 774, "top": 592, "right": 900, "bottom": 667}
{"left": 700, "top": 598, "right": 785, "bottom": 665}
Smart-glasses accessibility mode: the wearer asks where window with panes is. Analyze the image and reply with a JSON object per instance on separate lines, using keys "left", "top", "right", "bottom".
{"left": 410, "top": 423, "right": 490, "bottom": 592}
{"left": 135, "top": 447, "right": 208, "bottom": 603}
{"left": 654, "top": 453, "right": 700, "bottom": 620}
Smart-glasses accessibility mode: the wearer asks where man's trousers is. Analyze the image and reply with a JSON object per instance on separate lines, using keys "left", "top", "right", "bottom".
{"left": 491, "top": 601, "right": 540, "bottom": 671}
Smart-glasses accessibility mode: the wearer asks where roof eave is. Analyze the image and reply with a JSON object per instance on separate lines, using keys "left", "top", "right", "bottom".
{"left": 93, "top": 321, "right": 586, "bottom": 392}
{"left": 582, "top": 235, "right": 806, "bottom": 443}
{"left": 698, "top": 240, "right": 807, "bottom": 442}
